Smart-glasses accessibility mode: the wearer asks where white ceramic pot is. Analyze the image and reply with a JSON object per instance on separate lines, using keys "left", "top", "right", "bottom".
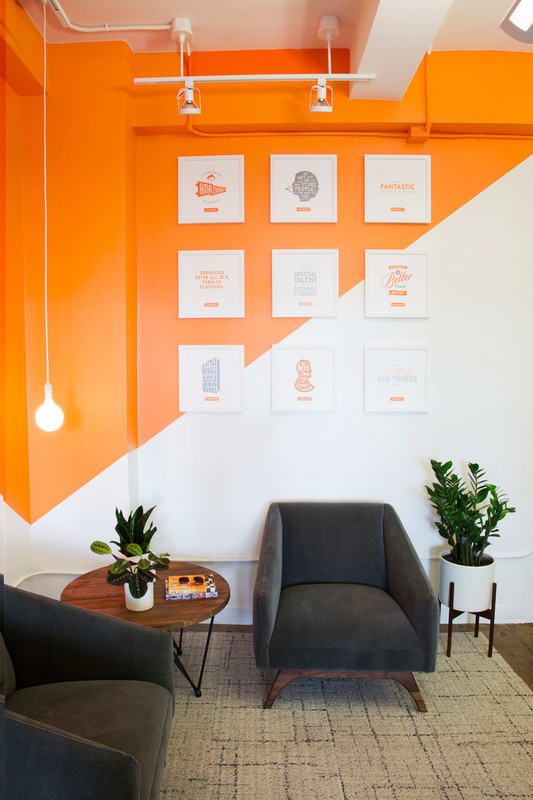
{"left": 439, "top": 553, "right": 495, "bottom": 612}
{"left": 124, "top": 581, "right": 154, "bottom": 612}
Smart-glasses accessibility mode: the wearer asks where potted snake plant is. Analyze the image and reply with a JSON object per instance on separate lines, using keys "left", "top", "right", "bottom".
{"left": 426, "top": 460, "right": 516, "bottom": 612}
{"left": 91, "top": 505, "right": 170, "bottom": 612}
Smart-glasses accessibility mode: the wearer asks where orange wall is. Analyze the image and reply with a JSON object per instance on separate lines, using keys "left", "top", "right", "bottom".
{"left": 1, "top": 0, "right": 532, "bottom": 522}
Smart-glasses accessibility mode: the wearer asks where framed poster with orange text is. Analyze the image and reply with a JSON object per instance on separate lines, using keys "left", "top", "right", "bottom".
{"left": 271, "top": 346, "right": 336, "bottom": 412}
{"left": 272, "top": 249, "right": 338, "bottom": 317}
{"left": 365, "top": 346, "right": 428, "bottom": 412}
{"left": 179, "top": 250, "right": 245, "bottom": 318}
{"left": 270, "top": 155, "right": 337, "bottom": 223}
{"left": 364, "top": 155, "right": 431, "bottom": 223}
{"left": 365, "top": 250, "right": 429, "bottom": 318}
{"left": 179, "top": 345, "right": 244, "bottom": 412}
{"left": 178, "top": 155, "right": 244, "bottom": 223}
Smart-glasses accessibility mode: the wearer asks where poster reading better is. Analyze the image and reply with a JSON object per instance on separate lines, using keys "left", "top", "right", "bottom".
{"left": 179, "top": 250, "right": 245, "bottom": 318}
{"left": 365, "top": 250, "right": 428, "bottom": 317}
{"left": 272, "top": 249, "right": 338, "bottom": 317}
{"left": 365, "top": 346, "right": 428, "bottom": 412}
{"left": 270, "top": 155, "right": 337, "bottom": 223}
{"left": 272, "top": 346, "right": 336, "bottom": 412}
{"left": 178, "top": 155, "right": 244, "bottom": 223}
{"left": 364, "top": 155, "right": 431, "bottom": 223}
{"left": 179, "top": 346, "right": 244, "bottom": 412}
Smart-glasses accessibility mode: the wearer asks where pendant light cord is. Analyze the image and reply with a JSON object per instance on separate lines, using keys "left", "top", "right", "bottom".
{"left": 43, "top": 0, "right": 50, "bottom": 386}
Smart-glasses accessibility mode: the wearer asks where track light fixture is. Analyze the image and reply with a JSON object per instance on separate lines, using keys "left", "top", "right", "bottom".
{"left": 310, "top": 78, "right": 333, "bottom": 113}
{"left": 35, "top": 0, "right": 64, "bottom": 433}
{"left": 177, "top": 81, "right": 201, "bottom": 115}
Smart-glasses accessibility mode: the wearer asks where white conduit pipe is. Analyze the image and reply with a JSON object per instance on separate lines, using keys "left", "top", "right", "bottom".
{"left": 134, "top": 73, "right": 376, "bottom": 86}
{"left": 47, "top": 0, "right": 172, "bottom": 33}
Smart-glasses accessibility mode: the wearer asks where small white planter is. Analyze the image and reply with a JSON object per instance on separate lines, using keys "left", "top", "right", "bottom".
{"left": 124, "top": 581, "right": 154, "bottom": 612}
{"left": 439, "top": 553, "right": 495, "bottom": 612}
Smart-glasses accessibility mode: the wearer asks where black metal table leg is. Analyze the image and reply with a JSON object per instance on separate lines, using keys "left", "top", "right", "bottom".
{"left": 173, "top": 617, "right": 215, "bottom": 697}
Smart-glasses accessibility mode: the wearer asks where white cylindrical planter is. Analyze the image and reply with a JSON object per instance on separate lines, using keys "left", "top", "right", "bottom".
{"left": 439, "top": 554, "right": 495, "bottom": 612}
{"left": 124, "top": 581, "right": 154, "bottom": 612}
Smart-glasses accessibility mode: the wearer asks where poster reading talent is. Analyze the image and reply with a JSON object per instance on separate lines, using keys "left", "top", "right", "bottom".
{"left": 178, "top": 155, "right": 244, "bottom": 223}
{"left": 364, "top": 155, "right": 431, "bottom": 223}
{"left": 179, "top": 346, "right": 244, "bottom": 412}
{"left": 365, "top": 346, "right": 428, "bottom": 412}
{"left": 272, "top": 249, "right": 338, "bottom": 317}
{"left": 179, "top": 250, "right": 245, "bottom": 318}
{"left": 271, "top": 346, "right": 336, "bottom": 412}
{"left": 270, "top": 155, "right": 337, "bottom": 223}
{"left": 365, "top": 250, "right": 428, "bottom": 317}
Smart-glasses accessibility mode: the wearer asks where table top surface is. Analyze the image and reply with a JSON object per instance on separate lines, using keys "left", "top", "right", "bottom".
{"left": 60, "top": 561, "right": 230, "bottom": 630}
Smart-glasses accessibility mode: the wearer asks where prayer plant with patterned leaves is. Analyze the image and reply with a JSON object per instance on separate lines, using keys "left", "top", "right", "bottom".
{"left": 425, "top": 460, "right": 516, "bottom": 567}
{"left": 91, "top": 506, "right": 170, "bottom": 598}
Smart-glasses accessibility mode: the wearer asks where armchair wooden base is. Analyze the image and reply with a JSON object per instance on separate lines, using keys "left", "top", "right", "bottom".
{"left": 264, "top": 669, "right": 428, "bottom": 712}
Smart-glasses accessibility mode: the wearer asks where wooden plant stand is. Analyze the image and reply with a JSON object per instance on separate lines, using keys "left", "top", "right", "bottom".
{"left": 442, "top": 580, "right": 497, "bottom": 658}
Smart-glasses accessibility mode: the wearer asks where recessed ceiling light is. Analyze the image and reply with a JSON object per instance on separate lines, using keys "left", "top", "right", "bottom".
{"left": 501, "top": 0, "right": 533, "bottom": 43}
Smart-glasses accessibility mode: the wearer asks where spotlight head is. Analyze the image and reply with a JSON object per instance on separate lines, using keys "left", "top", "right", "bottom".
{"left": 177, "top": 81, "right": 201, "bottom": 115}
{"left": 310, "top": 79, "right": 333, "bottom": 113}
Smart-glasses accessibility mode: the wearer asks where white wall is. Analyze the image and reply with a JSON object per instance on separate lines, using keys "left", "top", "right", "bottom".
{"left": 10, "top": 157, "right": 533, "bottom": 624}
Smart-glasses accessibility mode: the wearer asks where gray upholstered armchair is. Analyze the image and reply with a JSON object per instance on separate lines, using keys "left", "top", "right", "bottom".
{"left": 253, "top": 502, "right": 439, "bottom": 710}
{"left": 2, "top": 580, "right": 175, "bottom": 800}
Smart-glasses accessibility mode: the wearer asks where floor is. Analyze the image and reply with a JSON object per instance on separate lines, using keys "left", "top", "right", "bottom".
{"left": 200, "top": 622, "right": 533, "bottom": 690}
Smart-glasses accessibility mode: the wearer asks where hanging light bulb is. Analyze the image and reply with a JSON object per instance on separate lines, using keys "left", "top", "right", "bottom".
{"left": 177, "top": 80, "right": 201, "bottom": 115}
{"left": 35, "top": 383, "right": 65, "bottom": 432}
{"left": 35, "top": 0, "right": 64, "bottom": 432}
{"left": 310, "top": 78, "right": 333, "bottom": 113}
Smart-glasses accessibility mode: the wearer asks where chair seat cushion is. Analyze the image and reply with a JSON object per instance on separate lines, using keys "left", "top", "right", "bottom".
{"left": 6, "top": 680, "right": 173, "bottom": 800}
{"left": 269, "top": 584, "right": 425, "bottom": 671}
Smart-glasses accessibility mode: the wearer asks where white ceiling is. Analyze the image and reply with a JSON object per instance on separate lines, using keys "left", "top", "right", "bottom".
{"left": 20, "top": 0, "right": 533, "bottom": 53}
{"left": 18, "top": 0, "right": 531, "bottom": 102}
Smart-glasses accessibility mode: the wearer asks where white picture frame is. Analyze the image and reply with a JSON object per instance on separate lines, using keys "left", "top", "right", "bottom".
{"left": 364, "top": 346, "right": 428, "bottom": 412}
{"left": 365, "top": 250, "right": 429, "bottom": 318}
{"left": 270, "top": 154, "right": 337, "bottom": 223}
{"left": 178, "top": 250, "right": 245, "bottom": 318}
{"left": 364, "top": 155, "right": 431, "bottom": 223}
{"left": 178, "top": 155, "right": 244, "bottom": 224}
{"left": 178, "top": 345, "right": 244, "bottom": 412}
{"left": 271, "top": 346, "right": 336, "bottom": 412}
{"left": 272, "top": 249, "right": 338, "bottom": 318}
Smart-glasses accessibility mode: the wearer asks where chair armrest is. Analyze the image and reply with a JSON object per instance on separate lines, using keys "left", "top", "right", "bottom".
{"left": 383, "top": 505, "right": 439, "bottom": 671}
{"left": 5, "top": 586, "right": 175, "bottom": 697}
{"left": 253, "top": 504, "right": 283, "bottom": 668}
{"left": 6, "top": 709, "right": 142, "bottom": 800}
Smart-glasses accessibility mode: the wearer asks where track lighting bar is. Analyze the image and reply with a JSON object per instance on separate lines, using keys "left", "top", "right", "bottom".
{"left": 134, "top": 73, "right": 376, "bottom": 86}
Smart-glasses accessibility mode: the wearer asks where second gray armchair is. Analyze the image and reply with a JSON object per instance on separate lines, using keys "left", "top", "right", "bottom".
{"left": 253, "top": 502, "right": 439, "bottom": 710}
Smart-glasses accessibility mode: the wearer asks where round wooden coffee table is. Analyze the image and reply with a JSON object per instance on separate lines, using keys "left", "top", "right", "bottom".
{"left": 61, "top": 561, "right": 230, "bottom": 697}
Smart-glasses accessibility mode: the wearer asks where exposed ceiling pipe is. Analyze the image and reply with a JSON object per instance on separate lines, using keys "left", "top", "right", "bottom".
{"left": 46, "top": 0, "right": 173, "bottom": 34}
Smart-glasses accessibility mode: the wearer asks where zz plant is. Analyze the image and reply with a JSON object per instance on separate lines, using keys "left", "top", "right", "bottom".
{"left": 425, "top": 460, "right": 516, "bottom": 567}
{"left": 91, "top": 506, "right": 169, "bottom": 598}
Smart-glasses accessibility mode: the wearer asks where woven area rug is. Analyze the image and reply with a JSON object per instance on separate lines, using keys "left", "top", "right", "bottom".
{"left": 161, "top": 631, "right": 533, "bottom": 800}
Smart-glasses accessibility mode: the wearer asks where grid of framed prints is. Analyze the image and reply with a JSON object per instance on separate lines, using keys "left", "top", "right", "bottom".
{"left": 271, "top": 346, "right": 336, "bottom": 412}
{"left": 272, "top": 249, "right": 338, "bottom": 318}
{"left": 175, "top": 152, "right": 432, "bottom": 413}
{"left": 178, "top": 250, "right": 245, "bottom": 319}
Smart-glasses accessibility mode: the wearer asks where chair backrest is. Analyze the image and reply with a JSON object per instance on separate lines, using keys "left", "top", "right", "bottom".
{"left": 1, "top": 631, "right": 16, "bottom": 697}
{"left": 278, "top": 502, "right": 387, "bottom": 589}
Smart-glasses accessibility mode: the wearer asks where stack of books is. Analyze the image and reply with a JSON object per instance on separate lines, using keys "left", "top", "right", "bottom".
{"left": 165, "top": 574, "right": 218, "bottom": 601}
